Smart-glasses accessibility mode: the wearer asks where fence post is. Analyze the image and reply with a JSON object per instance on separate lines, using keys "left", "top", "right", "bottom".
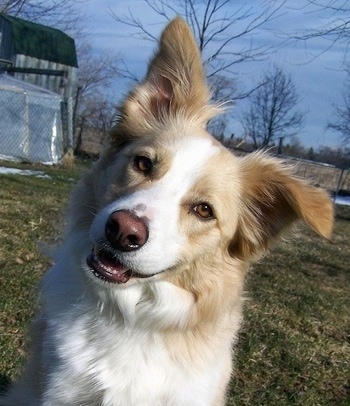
{"left": 333, "top": 168, "right": 345, "bottom": 203}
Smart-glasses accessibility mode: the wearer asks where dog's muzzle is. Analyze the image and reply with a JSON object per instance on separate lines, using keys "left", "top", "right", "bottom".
{"left": 87, "top": 210, "right": 153, "bottom": 284}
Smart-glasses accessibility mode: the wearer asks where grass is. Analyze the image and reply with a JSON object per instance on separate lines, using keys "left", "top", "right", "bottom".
{"left": 0, "top": 160, "right": 349, "bottom": 405}
{"left": 228, "top": 213, "right": 350, "bottom": 405}
{"left": 0, "top": 161, "right": 80, "bottom": 390}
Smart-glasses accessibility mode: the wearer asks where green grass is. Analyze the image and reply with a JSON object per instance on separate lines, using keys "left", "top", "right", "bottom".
{"left": 0, "top": 161, "right": 349, "bottom": 405}
{"left": 228, "top": 217, "right": 350, "bottom": 405}
{"left": 0, "top": 161, "right": 80, "bottom": 391}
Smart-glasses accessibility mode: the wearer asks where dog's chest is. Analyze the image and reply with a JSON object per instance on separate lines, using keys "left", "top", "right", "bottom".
{"left": 42, "top": 268, "right": 231, "bottom": 405}
{"left": 50, "top": 309, "right": 221, "bottom": 406}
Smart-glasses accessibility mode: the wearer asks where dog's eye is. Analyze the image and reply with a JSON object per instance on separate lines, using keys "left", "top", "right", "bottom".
{"left": 134, "top": 156, "right": 152, "bottom": 174}
{"left": 193, "top": 203, "right": 214, "bottom": 220}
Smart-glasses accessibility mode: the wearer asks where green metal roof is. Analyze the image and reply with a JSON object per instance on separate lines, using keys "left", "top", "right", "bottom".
{"left": 0, "top": 13, "right": 78, "bottom": 67}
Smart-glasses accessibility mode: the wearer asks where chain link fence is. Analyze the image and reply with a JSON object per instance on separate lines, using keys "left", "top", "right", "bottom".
{"left": 0, "top": 73, "right": 66, "bottom": 163}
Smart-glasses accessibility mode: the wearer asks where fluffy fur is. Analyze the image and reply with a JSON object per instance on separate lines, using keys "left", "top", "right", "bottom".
{"left": 2, "top": 18, "right": 333, "bottom": 406}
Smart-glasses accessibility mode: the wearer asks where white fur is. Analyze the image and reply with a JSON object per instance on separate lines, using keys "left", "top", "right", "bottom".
{"left": 31, "top": 256, "right": 230, "bottom": 406}
{"left": 2, "top": 135, "right": 232, "bottom": 406}
{"left": 90, "top": 136, "right": 219, "bottom": 276}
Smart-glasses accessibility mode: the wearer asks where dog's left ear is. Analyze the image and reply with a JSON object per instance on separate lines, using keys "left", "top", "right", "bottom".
{"left": 229, "top": 153, "right": 334, "bottom": 261}
{"left": 116, "top": 17, "right": 218, "bottom": 137}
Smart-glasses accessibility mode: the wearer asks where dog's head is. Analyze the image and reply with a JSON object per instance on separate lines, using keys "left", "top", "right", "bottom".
{"left": 73, "top": 18, "right": 332, "bottom": 294}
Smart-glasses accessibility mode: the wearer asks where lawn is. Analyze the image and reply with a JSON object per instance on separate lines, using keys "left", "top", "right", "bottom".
{"left": 0, "top": 160, "right": 349, "bottom": 405}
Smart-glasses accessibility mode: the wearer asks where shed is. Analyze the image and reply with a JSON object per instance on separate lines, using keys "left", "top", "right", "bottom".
{"left": 0, "top": 13, "right": 77, "bottom": 96}
{"left": 0, "top": 13, "right": 78, "bottom": 161}
{"left": 0, "top": 73, "right": 63, "bottom": 163}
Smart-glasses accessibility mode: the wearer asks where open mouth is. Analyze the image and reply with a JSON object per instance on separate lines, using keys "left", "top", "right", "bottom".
{"left": 86, "top": 246, "right": 153, "bottom": 284}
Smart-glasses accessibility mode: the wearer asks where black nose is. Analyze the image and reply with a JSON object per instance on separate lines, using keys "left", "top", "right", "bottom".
{"left": 105, "top": 210, "right": 149, "bottom": 252}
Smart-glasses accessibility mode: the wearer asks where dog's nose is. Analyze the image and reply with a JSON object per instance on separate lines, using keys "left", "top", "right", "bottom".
{"left": 105, "top": 210, "right": 148, "bottom": 252}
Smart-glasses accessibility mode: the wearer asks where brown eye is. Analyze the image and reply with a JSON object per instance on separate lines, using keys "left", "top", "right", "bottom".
{"left": 193, "top": 203, "right": 214, "bottom": 219}
{"left": 134, "top": 156, "right": 152, "bottom": 174}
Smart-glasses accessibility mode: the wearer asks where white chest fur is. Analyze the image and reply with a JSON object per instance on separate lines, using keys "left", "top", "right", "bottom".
{"left": 41, "top": 267, "right": 232, "bottom": 406}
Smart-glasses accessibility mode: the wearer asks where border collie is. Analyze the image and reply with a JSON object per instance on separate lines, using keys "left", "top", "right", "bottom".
{"left": 2, "top": 17, "right": 333, "bottom": 406}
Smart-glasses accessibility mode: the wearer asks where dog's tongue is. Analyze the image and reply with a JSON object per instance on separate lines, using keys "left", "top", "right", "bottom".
{"left": 87, "top": 249, "right": 132, "bottom": 284}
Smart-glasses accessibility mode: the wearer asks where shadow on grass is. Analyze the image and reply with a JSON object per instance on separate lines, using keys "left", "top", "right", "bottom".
{"left": 0, "top": 373, "right": 11, "bottom": 395}
{"left": 335, "top": 205, "right": 350, "bottom": 222}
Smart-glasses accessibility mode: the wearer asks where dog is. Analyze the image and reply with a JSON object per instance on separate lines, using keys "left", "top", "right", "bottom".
{"left": 2, "top": 17, "right": 333, "bottom": 406}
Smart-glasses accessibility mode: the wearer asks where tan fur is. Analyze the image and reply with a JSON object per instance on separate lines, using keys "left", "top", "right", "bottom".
{"left": 106, "top": 18, "right": 333, "bottom": 402}
{"left": 230, "top": 153, "right": 333, "bottom": 260}
{"left": 111, "top": 17, "right": 221, "bottom": 146}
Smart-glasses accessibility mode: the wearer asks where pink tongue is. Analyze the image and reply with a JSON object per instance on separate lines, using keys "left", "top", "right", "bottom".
{"left": 88, "top": 249, "right": 132, "bottom": 284}
{"left": 99, "top": 250, "right": 124, "bottom": 270}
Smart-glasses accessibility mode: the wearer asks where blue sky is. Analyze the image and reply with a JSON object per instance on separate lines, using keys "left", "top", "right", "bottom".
{"left": 85, "top": 0, "right": 348, "bottom": 149}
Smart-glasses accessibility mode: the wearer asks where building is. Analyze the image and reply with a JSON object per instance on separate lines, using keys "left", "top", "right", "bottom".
{"left": 0, "top": 13, "right": 78, "bottom": 162}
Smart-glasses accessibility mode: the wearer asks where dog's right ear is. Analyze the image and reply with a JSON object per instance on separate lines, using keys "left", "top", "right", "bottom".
{"left": 229, "top": 153, "right": 333, "bottom": 261}
{"left": 111, "top": 17, "right": 219, "bottom": 144}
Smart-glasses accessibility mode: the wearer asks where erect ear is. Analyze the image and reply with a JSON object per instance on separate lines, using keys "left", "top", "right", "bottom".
{"left": 115, "top": 17, "right": 218, "bottom": 138}
{"left": 229, "top": 153, "right": 334, "bottom": 261}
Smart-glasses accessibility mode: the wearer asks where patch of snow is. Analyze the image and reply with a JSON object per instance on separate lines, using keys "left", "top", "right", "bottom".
{"left": 0, "top": 167, "right": 51, "bottom": 179}
{"left": 334, "top": 195, "right": 350, "bottom": 206}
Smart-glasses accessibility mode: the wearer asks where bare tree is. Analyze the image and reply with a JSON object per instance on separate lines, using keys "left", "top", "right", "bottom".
{"left": 75, "top": 93, "right": 116, "bottom": 155}
{"left": 74, "top": 43, "right": 120, "bottom": 154}
{"left": 76, "top": 43, "right": 120, "bottom": 99}
{"left": 111, "top": 0, "right": 286, "bottom": 139}
{"left": 327, "top": 68, "right": 350, "bottom": 146}
{"left": 0, "top": 0, "right": 88, "bottom": 35}
{"left": 241, "top": 66, "right": 304, "bottom": 149}
{"left": 293, "top": 1, "right": 350, "bottom": 58}
{"left": 317, "top": 145, "right": 350, "bottom": 167}
{"left": 111, "top": 0, "right": 286, "bottom": 86}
